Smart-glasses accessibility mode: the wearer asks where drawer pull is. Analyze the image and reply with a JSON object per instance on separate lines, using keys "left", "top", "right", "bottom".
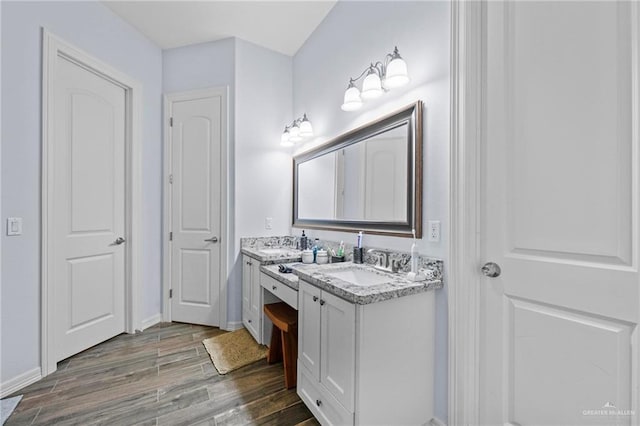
{"left": 319, "top": 299, "right": 325, "bottom": 306}
{"left": 316, "top": 399, "right": 322, "bottom": 407}
{"left": 313, "top": 296, "right": 318, "bottom": 302}
{"left": 272, "top": 285, "right": 277, "bottom": 290}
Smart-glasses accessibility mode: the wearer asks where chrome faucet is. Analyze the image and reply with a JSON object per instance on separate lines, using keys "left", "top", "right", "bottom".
{"left": 367, "top": 249, "right": 399, "bottom": 273}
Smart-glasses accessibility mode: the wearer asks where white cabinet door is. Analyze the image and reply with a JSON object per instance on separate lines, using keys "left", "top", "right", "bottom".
{"left": 320, "top": 290, "right": 356, "bottom": 412}
{"left": 242, "top": 255, "right": 251, "bottom": 311}
{"left": 480, "top": 2, "right": 640, "bottom": 424}
{"left": 250, "top": 260, "right": 262, "bottom": 319}
{"left": 242, "top": 255, "right": 259, "bottom": 340}
{"left": 299, "top": 281, "right": 322, "bottom": 379}
{"left": 242, "top": 256, "right": 263, "bottom": 343}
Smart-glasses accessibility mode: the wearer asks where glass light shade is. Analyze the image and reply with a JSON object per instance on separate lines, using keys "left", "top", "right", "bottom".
{"left": 383, "top": 57, "right": 409, "bottom": 88}
{"left": 341, "top": 85, "right": 363, "bottom": 111}
{"left": 360, "top": 71, "right": 383, "bottom": 100}
{"left": 299, "top": 118, "right": 313, "bottom": 137}
{"left": 281, "top": 130, "right": 293, "bottom": 147}
{"left": 289, "top": 124, "right": 302, "bottom": 142}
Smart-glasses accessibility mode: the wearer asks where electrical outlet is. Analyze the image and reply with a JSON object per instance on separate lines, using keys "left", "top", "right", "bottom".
{"left": 265, "top": 217, "right": 273, "bottom": 230}
{"left": 7, "top": 217, "right": 23, "bottom": 236}
{"left": 428, "top": 220, "right": 440, "bottom": 242}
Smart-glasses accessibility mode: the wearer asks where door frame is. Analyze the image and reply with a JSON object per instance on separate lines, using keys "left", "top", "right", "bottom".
{"left": 41, "top": 29, "right": 143, "bottom": 376}
{"left": 448, "top": 1, "right": 484, "bottom": 424}
{"left": 162, "top": 87, "right": 229, "bottom": 330}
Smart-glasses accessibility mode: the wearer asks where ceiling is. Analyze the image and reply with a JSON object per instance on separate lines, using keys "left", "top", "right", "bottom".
{"left": 103, "top": 1, "right": 337, "bottom": 56}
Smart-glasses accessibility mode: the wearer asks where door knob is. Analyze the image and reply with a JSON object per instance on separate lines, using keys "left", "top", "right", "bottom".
{"left": 204, "top": 236, "right": 219, "bottom": 243}
{"left": 481, "top": 262, "right": 501, "bottom": 278}
{"left": 114, "top": 237, "right": 126, "bottom": 245}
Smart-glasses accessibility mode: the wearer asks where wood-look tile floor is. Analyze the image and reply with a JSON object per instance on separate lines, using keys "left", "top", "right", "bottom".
{"left": 5, "top": 322, "right": 319, "bottom": 426}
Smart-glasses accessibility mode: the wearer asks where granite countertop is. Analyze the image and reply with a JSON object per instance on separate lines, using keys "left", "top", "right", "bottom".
{"left": 241, "top": 246, "right": 302, "bottom": 264}
{"left": 260, "top": 263, "right": 300, "bottom": 291}
{"left": 291, "top": 261, "right": 443, "bottom": 305}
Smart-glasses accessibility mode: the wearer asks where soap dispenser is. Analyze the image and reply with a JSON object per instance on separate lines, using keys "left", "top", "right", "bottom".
{"left": 300, "top": 230, "right": 308, "bottom": 251}
{"left": 407, "top": 229, "right": 427, "bottom": 281}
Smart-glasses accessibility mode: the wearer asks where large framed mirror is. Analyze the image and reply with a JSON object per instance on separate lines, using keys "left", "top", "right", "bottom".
{"left": 293, "top": 101, "right": 422, "bottom": 238}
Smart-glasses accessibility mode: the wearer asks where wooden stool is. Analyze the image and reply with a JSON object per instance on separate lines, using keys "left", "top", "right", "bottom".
{"left": 263, "top": 302, "right": 298, "bottom": 389}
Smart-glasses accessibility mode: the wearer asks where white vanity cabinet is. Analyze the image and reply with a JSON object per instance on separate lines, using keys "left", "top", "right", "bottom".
{"left": 241, "top": 254, "right": 262, "bottom": 342}
{"left": 298, "top": 281, "right": 356, "bottom": 417}
{"left": 297, "top": 280, "right": 435, "bottom": 426}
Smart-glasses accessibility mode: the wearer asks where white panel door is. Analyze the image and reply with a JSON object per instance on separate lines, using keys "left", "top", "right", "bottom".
{"left": 53, "top": 56, "right": 126, "bottom": 361}
{"left": 481, "top": 2, "right": 639, "bottom": 425}
{"left": 170, "top": 95, "right": 222, "bottom": 326}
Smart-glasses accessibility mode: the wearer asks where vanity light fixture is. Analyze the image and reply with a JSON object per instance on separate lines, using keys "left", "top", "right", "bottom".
{"left": 341, "top": 46, "right": 410, "bottom": 112}
{"left": 281, "top": 114, "right": 313, "bottom": 147}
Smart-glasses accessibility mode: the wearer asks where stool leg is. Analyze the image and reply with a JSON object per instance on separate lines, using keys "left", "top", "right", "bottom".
{"left": 282, "top": 329, "right": 297, "bottom": 389}
{"left": 267, "top": 327, "right": 282, "bottom": 364}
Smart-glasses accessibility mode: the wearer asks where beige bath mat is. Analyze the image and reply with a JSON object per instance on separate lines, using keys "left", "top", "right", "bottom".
{"left": 203, "top": 328, "right": 268, "bottom": 374}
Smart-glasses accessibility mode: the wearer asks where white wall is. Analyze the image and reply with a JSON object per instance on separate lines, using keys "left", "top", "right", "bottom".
{"left": 163, "top": 38, "right": 235, "bottom": 94}
{"left": 292, "top": 2, "right": 450, "bottom": 420}
{"left": 298, "top": 153, "right": 336, "bottom": 219}
{"left": 1, "top": 1, "right": 162, "bottom": 384}
{"left": 233, "top": 39, "right": 293, "bottom": 322}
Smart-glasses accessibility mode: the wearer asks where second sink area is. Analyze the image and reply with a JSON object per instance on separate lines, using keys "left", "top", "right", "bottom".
{"left": 291, "top": 260, "right": 442, "bottom": 305}
{"left": 325, "top": 265, "right": 398, "bottom": 287}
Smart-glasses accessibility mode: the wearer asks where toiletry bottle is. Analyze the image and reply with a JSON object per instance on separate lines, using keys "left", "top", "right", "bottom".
{"left": 411, "top": 240, "right": 419, "bottom": 273}
{"left": 312, "top": 238, "right": 319, "bottom": 263}
{"left": 300, "top": 230, "right": 308, "bottom": 251}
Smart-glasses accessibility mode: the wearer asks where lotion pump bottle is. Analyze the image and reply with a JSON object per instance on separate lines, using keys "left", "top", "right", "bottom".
{"left": 300, "top": 230, "right": 308, "bottom": 250}
{"left": 411, "top": 239, "right": 419, "bottom": 273}
{"left": 408, "top": 229, "right": 426, "bottom": 281}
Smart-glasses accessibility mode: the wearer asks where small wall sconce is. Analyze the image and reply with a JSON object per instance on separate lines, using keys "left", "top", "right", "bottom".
{"left": 341, "top": 46, "right": 410, "bottom": 112}
{"left": 281, "top": 114, "right": 313, "bottom": 147}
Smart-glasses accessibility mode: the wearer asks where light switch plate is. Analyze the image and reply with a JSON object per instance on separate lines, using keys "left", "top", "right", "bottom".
{"left": 265, "top": 217, "right": 273, "bottom": 230}
{"left": 428, "top": 220, "right": 440, "bottom": 242}
{"left": 7, "top": 217, "right": 23, "bottom": 236}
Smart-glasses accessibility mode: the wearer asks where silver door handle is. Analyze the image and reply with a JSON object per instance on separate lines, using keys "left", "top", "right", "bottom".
{"left": 114, "top": 237, "right": 126, "bottom": 245}
{"left": 481, "top": 262, "right": 501, "bottom": 278}
{"left": 204, "top": 236, "right": 219, "bottom": 243}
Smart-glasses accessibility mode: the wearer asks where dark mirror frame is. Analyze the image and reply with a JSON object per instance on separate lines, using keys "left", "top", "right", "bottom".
{"left": 293, "top": 101, "right": 423, "bottom": 238}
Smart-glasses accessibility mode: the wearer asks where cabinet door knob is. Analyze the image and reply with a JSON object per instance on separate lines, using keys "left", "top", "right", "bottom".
{"left": 272, "top": 285, "right": 277, "bottom": 290}
{"left": 316, "top": 399, "right": 322, "bottom": 407}
{"left": 319, "top": 299, "right": 325, "bottom": 306}
{"left": 313, "top": 296, "right": 318, "bottom": 302}
{"left": 248, "top": 319, "right": 252, "bottom": 323}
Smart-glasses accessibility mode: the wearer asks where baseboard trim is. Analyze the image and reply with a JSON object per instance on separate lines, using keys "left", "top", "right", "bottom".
{"left": 139, "top": 313, "right": 162, "bottom": 331}
{"left": 223, "top": 321, "right": 244, "bottom": 331}
{"left": 0, "top": 367, "right": 42, "bottom": 398}
{"left": 429, "top": 417, "right": 447, "bottom": 426}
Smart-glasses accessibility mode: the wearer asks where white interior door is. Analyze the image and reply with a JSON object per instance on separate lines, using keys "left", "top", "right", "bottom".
{"left": 169, "top": 93, "right": 222, "bottom": 326}
{"left": 53, "top": 56, "right": 126, "bottom": 361}
{"left": 480, "top": 2, "right": 639, "bottom": 425}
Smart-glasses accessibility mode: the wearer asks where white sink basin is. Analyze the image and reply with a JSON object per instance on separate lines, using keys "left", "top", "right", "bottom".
{"left": 259, "top": 248, "right": 293, "bottom": 255}
{"left": 326, "top": 268, "right": 391, "bottom": 287}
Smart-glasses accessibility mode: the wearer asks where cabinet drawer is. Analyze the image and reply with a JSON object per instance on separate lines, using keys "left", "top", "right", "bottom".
{"left": 298, "top": 363, "right": 353, "bottom": 426}
{"left": 261, "top": 273, "right": 298, "bottom": 310}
